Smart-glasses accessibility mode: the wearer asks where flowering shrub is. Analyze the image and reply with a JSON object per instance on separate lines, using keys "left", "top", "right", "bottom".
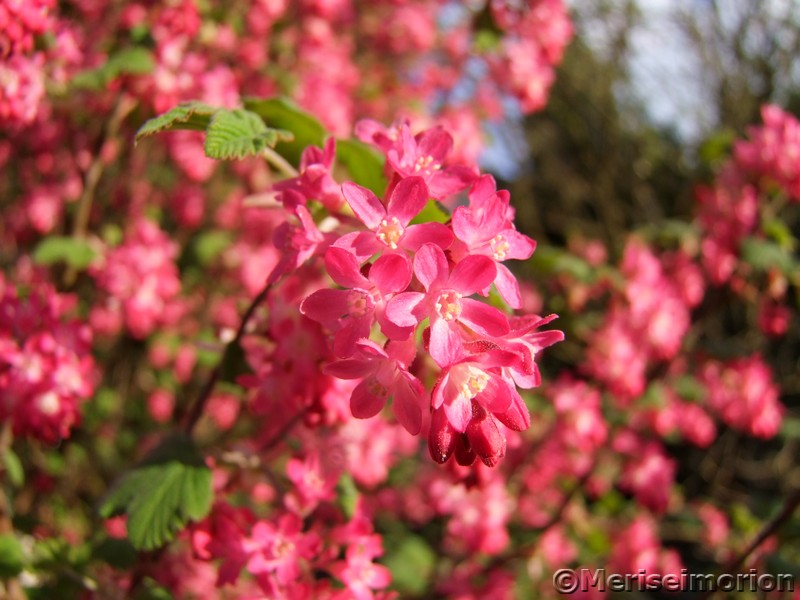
{"left": 0, "top": 1, "right": 798, "bottom": 599}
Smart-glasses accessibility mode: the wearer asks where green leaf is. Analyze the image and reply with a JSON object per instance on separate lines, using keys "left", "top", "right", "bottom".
{"left": 92, "top": 538, "right": 137, "bottom": 570}
{"left": 135, "top": 102, "right": 220, "bottom": 143}
{"left": 699, "top": 129, "right": 735, "bottom": 165}
{"left": 741, "top": 237, "right": 796, "bottom": 276}
{"left": 673, "top": 375, "right": 705, "bottom": 403}
{"left": 383, "top": 535, "right": 436, "bottom": 596}
{"left": 763, "top": 218, "right": 797, "bottom": 251}
{"left": 33, "top": 236, "right": 96, "bottom": 269}
{"left": 203, "top": 109, "right": 293, "bottom": 160}
{"left": 531, "top": 246, "right": 594, "bottom": 282}
{"left": 193, "top": 231, "right": 232, "bottom": 266}
{"left": 0, "top": 534, "right": 25, "bottom": 578}
{"left": 410, "top": 199, "right": 449, "bottom": 225}
{"left": 336, "top": 473, "right": 359, "bottom": 520}
{"left": 98, "top": 434, "right": 213, "bottom": 551}
{"left": 72, "top": 47, "right": 154, "bottom": 90}
{"left": 335, "top": 139, "right": 387, "bottom": 195}
{"left": 3, "top": 448, "right": 24, "bottom": 487}
{"left": 780, "top": 416, "right": 800, "bottom": 440}
{"left": 243, "top": 97, "right": 326, "bottom": 165}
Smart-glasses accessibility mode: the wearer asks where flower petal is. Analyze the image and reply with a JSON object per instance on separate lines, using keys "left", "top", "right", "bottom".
{"left": 428, "top": 317, "right": 463, "bottom": 367}
{"left": 401, "top": 223, "right": 454, "bottom": 252}
{"left": 414, "top": 243, "right": 449, "bottom": 291}
{"left": 332, "top": 231, "right": 381, "bottom": 263}
{"left": 392, "top": 373, "right": 423, "bottom": 435}
{"left": 501, "top": 228, "right": 536, "bottom": 260}
{"left": 350, "top": 378, "right": 386, "bottom": 419}
{"left": 324, "top": 359, "right": 374, "bottom": 379}
{"left": 385, "top": 292, "right": 425, "bottom": 327}
{"left": 300, "top": 289, "right": 348, "bottom": 324}
{"left": 387, "top": 176, "right": 429, "bottom": 226}
{"left": 448, "top": 254, "right": 497, "bottom": 295}
{"left": 369, "top": 252, "right": 411, "bottom": 294}
{"left": 495, "top": 262, "right": 522, "bottom": 309}
{"left": 333, "top": 316, "right": 372, "bottom": 358}
{"left": 341, "top": 182, "right": 386, "bottom": 229}
{"left": 459, "top": 298, "right": 510, "bottom": 336}
{"left": 325, "top": 247, "right": 369, "bottom": 289}
{"left": 427, "top": 166, "right": 475, "bottom": 200}
{"left": 443, "top": 394, "right": 471, "bottom": 432}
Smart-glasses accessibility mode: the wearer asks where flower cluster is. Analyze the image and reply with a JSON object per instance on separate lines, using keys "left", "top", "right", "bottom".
{"left": 296, "top": 122, "right": 564, "bottom": 467}
{"left": 735, "top": 104, "right": 800, "bottom": 200}
{"left": 89, "top": 218, "right": 184, "bottom": 339}
{"left": 0, "top": 267, "right": 96, "bottom": 442}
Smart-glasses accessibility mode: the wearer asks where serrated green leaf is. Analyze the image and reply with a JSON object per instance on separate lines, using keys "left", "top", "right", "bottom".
{"left": 335, "top": 138, "right": 387, "bottom": 195}
{"left": 135, "top": 102, "right": 219, "bottom": 143}
{"left": 72, "top": 47, "right": 154, "bottom": 90}
{"left": 0, "top": 534, "right": 26, "bottom": 578}
{"left": 3, "top": 448, "right": 24, "bottom": 487}
{"left": 741, "top": 237, "right": 796, "bottom": 276}
{"left": 33, "top": 236, "right": 97, "bottom": 269}
{"left": 203, "top": 109, "right": 291, "bottom": 160}
{"left": 99, "top": 434, "right": 212, "bottom": 551}
{"left": 243, "top": 97, "right": 326, "bottom": 165}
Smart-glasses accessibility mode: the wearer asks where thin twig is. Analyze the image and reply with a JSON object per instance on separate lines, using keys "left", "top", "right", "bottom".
{"left": 262, "top": 146, "right": 299, "bottom": 178}
{"left": 698, "top": 489, "right": 800, "bottom": 600}
{"left": 182, "top": 281, "right": 273, "bottom": 435}
{"left": 65, "top": 94, "right": 138, "bottom": 285}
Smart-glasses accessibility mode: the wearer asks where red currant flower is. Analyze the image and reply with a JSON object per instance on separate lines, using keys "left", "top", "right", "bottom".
{"left": 386, "top": 243, "right": 509, "bottom": 367}
{"left": 300, "top": 247, "right": 412, "bottom": 357}
{"left": 324, "top": 338, "right": 426, "bottom": 435}
{"left": 335, "top": 175, "right": 453, "bottom": 262}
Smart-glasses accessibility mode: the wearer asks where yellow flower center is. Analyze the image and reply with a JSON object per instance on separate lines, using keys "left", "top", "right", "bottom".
{"left": 435, "top": 290, "right": 462, "bottom": 321}
{"left": 490, "top": 234, "right": 510, "bottom": 261}
{"left": 376, "top": 216, "right": 404, "bottom": 249}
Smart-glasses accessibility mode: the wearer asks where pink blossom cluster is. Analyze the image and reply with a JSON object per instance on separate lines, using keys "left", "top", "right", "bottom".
{"left": 0, "top": 268, "right": 96, "bottom": 442}
{"left": 735, "top": 104, "right": 800, "bottom": 200}
{"left": 0, "top": 0, "right": 55, "bottom": 128}
{"left": 586, "top": 240, "right": 703, "bottom": 403}
{"left": 293, "top": 122, "right": 564, "bottom": 468}
{"left": 188, "top": 499, "right": 393, "bottom": 599}
{"left": 696, "top": 173, "right": 758, "bottom": 285}
{"left": 89, "top": 218, "right": 184, "bottom": 339}
{"left": 700, "top": 355, "right": 784, "bottom": 439}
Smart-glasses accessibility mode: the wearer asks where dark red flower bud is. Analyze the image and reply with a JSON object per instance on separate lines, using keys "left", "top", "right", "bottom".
{"left": 428, "top": 406, "right": 457, "bottom": 464}
{"left": 495, "top": 397, "right": 531, "bottom": 431}
{"left": 466, "top": 401, "right": 506, "bottom": 467}
{"left": 454, "top": 434, "right": 476, "bottom": 466}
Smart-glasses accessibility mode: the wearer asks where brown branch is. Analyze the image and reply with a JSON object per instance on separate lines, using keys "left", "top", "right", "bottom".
{"left": 698, "top": 488, "right": 800, "bottom": 600}
{"left": 182, "top": 281, "right": 273, "bottom": 435}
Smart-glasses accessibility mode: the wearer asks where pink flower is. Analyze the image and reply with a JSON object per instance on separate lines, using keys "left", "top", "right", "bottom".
{"left": 245, "top": 513, "right": 321, "bottom": 586}
{"left": 385, "top": 125, "right": 476, "bottom": 200}
{"left": 274, "top": 137, "right": 343, "bottom": 211}
{"left": 451, "top": 174, "right": 536, "bottom": 308}
{"left": 335, "top": 176, "right": 452, "bottom": 261}
{"left": 324, "top": 338, "right": 426, "bottom": 435}
{"left": 300, "top": 247, "right": 412, "bottom": 356}
{"left": 386, "top": 243, "right": 508, "bottom": 367}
